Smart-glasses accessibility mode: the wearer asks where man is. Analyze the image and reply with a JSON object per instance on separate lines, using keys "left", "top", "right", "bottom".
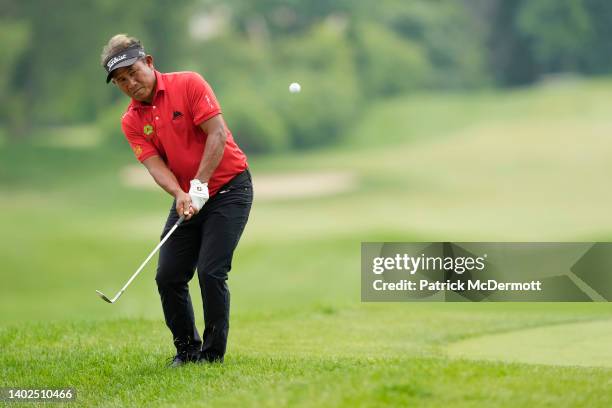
{"left": 100, "top": 34, "right": 253, "bottom": 367}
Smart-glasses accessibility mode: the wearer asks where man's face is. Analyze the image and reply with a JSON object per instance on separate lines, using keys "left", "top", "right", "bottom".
{"left": 112, "top": 56, "right": 156, "bottom": 102}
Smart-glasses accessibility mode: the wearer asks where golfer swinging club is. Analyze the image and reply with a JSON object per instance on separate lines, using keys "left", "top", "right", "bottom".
{"left": 100, "top": 34, "right": 252, "bottom": 367}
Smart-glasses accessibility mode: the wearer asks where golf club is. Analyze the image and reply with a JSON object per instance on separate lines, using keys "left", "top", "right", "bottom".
{"left": 96, "top": 215, "right": 185, "bottom": 304}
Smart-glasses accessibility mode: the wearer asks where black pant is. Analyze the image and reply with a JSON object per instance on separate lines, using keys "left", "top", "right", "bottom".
{"left": 155, "top": 169, "right": 253, "bottom": 360}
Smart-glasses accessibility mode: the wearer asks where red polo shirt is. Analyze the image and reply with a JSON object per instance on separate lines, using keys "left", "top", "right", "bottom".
{"left": 121, "top": 70, "right": 248, "bottom": 196}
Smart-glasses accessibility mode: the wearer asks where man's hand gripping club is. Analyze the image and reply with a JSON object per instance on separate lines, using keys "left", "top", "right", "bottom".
{"left": 176, "top": 179, "right": 209, "bottom": 221}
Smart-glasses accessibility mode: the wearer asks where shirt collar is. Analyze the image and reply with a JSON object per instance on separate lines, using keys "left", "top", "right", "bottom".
{"left": 131, "top": 70, "right": 165, "bottom": 109}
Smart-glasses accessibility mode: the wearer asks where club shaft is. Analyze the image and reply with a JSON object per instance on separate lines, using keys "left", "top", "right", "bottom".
{"left": 114, "top": 216, "right": 184, "bottom": 300}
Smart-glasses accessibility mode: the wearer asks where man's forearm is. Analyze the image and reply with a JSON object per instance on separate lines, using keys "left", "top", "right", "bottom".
{"left": 195, "top": 128, "right": 226, "bottom": 183}
{"left": 143, "top": 156, "right": 183, "bottom": 197}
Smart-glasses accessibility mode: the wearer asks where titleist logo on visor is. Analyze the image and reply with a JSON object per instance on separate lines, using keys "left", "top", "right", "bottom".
{"left": 105, "top": 47, "right": 145, "bottom": 71}
{"left": 106, "top": 54, "right": 127, "bottom": 69}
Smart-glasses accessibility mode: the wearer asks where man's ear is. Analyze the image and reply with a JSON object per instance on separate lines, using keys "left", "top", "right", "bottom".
{"left": 144, "top": 55, "right": 155, "bottom": 69}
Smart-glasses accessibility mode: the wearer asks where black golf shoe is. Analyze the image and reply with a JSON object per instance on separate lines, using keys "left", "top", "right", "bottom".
{"left": 167, "top": 350, "right": 200, "bottom": 368}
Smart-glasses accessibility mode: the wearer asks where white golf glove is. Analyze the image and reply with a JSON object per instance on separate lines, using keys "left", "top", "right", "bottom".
{"left": 189, "top": 179, "right": 209, "bottom": 212}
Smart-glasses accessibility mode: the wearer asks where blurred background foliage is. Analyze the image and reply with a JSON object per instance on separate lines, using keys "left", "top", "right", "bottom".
{"left": 2, "top": 0, "right": 612, "bottom": 153}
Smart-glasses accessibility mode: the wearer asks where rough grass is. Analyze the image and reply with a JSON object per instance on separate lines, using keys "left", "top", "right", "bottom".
{"left": 2, "top": 307, "right": 612, "bottom": 407}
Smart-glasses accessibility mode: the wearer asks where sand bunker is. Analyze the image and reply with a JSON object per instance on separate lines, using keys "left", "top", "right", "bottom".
{"left": 120, "top": 165, "right": 357, "bottom": 200}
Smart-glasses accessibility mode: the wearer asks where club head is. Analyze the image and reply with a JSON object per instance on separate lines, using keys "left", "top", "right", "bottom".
{"left": 96, "top": 290, "right": 113, "bottom": 303}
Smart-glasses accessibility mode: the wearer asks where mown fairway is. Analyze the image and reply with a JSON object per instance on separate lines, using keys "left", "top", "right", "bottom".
{"left": 1, "top": 78, "right": 612, "bottom": 406}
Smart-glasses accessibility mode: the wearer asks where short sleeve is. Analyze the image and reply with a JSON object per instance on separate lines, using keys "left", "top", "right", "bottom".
{"left": 121, "top": 118, "right": 159, "bottom": 162}
{"left": 186, "top": 73, "right": 222, "bottom": 126}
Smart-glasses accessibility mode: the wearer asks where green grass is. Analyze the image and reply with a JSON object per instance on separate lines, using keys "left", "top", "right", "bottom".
{"left": 447, "top": 318, "right": 612, "bottom": 368}
{"left": 2, "top": 77, "right": 612, "bottom": 406}
{"left": 3, "top": 305, "right": 612, "bottom": 407}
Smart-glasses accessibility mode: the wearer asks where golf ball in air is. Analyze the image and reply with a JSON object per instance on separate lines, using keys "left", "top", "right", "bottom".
{"left": 289, "top": 82, "right": 301, "bottom": 93}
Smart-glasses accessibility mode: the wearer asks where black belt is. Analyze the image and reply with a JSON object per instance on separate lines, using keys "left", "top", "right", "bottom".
{"left": 220, "top": 168, "right": 251, "bottom": 189}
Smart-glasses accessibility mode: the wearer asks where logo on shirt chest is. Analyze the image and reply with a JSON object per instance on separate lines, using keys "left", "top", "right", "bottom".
{"left": 143, "top": 124, "right": 154, "bottom": 138}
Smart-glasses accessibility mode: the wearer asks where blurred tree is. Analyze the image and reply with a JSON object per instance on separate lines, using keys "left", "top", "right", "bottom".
{"left": 352, "top": 22, "right": 430, "bottom": 97}
{"left": 272, "top": 21, "right": 359, "bottom": 148}
{"left": 189, "top": 15, "right": 360, "bottom": 152}
{"left": 517, "top": 0, "right": 592, "bottom": 72}
{"left": 223, "top": 0, "right": 352, "bottom": 35}
{"left": 221, "top": 82, "right": 290, "bottom": 154}
{"left": 0, "top": 18, "right": 30, "bottom": 138}
{"left": 580, "top": 0, "right": 612, "bottom": 74}
{"left": 187, "top": 30, "right": 271, "bottom": 91}
{"left": 1, "top": 0, "right": 190, "bottom": 134}
{"left": 5, "top": 0, "right": 612, "bottom": 151}
{"left": 353, "top": 0, "right": 490, "bottom": 88}
{"left": 475, "top": 0, "right": 538, "bottom": 86}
